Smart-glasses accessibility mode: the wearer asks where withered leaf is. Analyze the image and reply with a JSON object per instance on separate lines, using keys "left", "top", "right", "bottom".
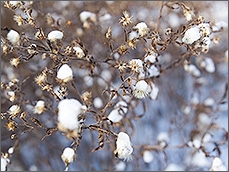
{"left": 91, "top": 131, "right": 104, "bottom": 152}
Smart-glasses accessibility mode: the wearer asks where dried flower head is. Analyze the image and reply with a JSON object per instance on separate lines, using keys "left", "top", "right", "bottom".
{"left": 73, "top": 46, "right": 85, "bottom": 58}
{"left": 56, "top": 64, "right": 73, "bottom": 83}
{"left": 196, "top": 15, "right": 205, "bottom": 25}
{"left": 183, "top": 61, "right": 201, "bottom": 77}
{"left": 143, "top": 150, "right": 154, "bottom": 163}
{"left": 8, "top": 147, "right": 14, "bottom": 155}
{"left": 182, "top": 26, "right": 202, "bottom": 44}
{"left": 35, "top": 71, "right": 47, "bottom": 86}
{"left": 61, "top": 147, "right": 75, "bottom": 166}
{"left": 133, "top": 80, "right": 150, "bottom": 99}
{"left": 197, "top": 56, "right": 215, "bottom": 73}
{"left": 118, "top": 44, "right": 129, "bottom": 55}
{"left": 64, "top": 46, "right": 73, "bottom": 55}
{"left": 55, "top": 85, "right": 68, "bottom": 99}
{"left": 6, "top": 121, "right": 17, "bottom": 131}
{"left": 213, "top": 36, "right": 220, "bottom": 45}
{"left": 2, "top": 43, "right": 9, "bottom": 54}
{"left": 115, "top": 60, "right": 127, "bottom": 73}
{"left": 10, "top": 57, "right": 20, "bottom": 67}
{"left": 57, "top": 98, "right": 87, "bottom": 139}
{"left": 165, "top": 28, "right": 173, "bottom": 35}
{"left": 81, "top": 91, "right": 92, "bottom": 106}
{"left": 133, "top": 22, "right": 149, "bottom": 37}
{"left": 119, "top": 11, "right": 133, "bottom": 27}
{"left": 114, "top": 132, "right": 133, "bottom": 161}
{"left": 129, "top": 59, "right": 144, "bottom": 73}
{"left": 13, "top": 14, "right": 25, "bottom": 26}
{"left": 4, "top": 1, "right": 24, "bottom": 10}
{"left": 144, "top": 48, "right": 158, "bottom": 64}
{"left": 34, "top": 100, "right": 46, "bottom": 114}
{"left": 150, "top": 31, "right": 161, "bottom": 43}
{"left": 7, "top": 91, "right": 16, "bottom": 102}
{"left": 8, "top": 105, "right": 20, "bottom": 117}
{"left": 127, "top": 39, "right": 137, "bottom": 50}
{"left": 27, "top": 44, "right": 38, "bottom": 55}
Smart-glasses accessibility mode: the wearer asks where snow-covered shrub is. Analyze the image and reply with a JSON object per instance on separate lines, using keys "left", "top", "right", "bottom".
{"left": 1, "top": 1, "right": 227, "bottom": 171}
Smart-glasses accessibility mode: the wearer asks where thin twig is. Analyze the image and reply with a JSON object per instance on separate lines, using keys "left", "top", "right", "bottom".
{"left": 155, "top": 1, "right": 165, "bottom": 32}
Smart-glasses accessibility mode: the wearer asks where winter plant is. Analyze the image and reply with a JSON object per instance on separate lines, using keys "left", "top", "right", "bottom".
{"left": 1, "top": 1, "right": 228, "bottom": 171}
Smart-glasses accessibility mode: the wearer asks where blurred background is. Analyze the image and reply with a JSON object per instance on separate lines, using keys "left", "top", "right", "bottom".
{"left": 1, "top": 1, "right": 228, "bottom": 171}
